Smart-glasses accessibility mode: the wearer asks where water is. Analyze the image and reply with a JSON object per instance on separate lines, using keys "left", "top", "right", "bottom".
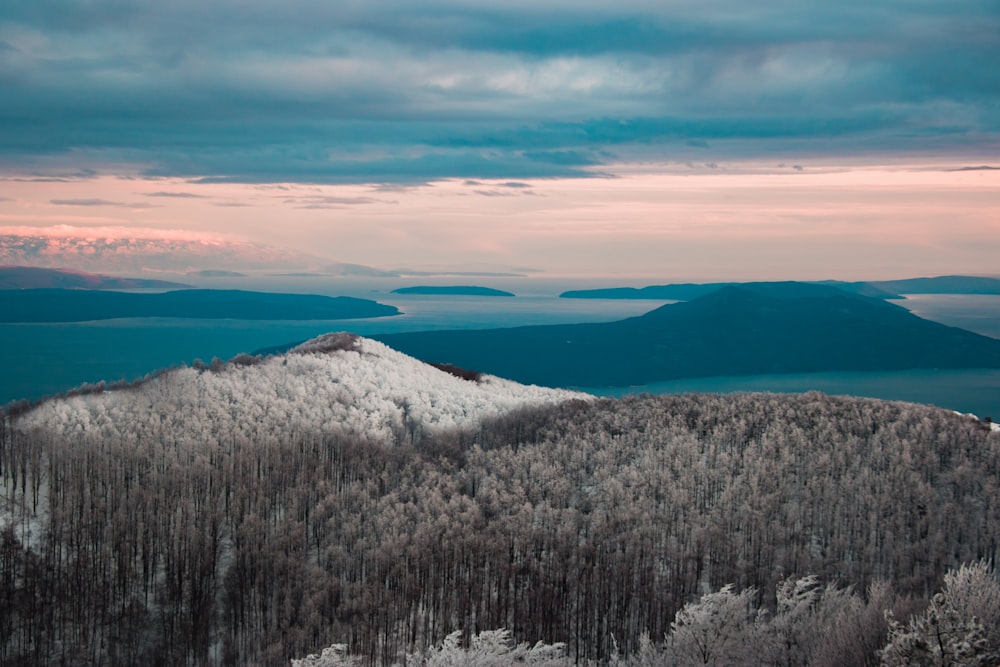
{"left": 0, "top": 295, "right": 662, "bottom": 404}
{"left": 579, "top": 294, "right": 1000, "bottom": 418}
{"left": 2, "top": 291, "right": 999, "bottom": 418}
{"left": 585, "top": 368, "right": 1000, "bottom": 421}
{"left": 895, "top": 294, "right": 1000, "bottom": 339}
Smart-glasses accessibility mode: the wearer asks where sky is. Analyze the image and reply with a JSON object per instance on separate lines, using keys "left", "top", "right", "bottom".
{"left": 0, "top": 0, "right": 998, "bottom": 282}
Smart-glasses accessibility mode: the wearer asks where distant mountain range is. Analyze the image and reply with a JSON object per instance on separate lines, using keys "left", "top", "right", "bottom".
{"left": 560, "top": 275, "right": 1000, "bottom": 300}
{"left": 376, "top": 282, "right": 1000, "bottom": 387}
{"left": 0, "top": 266, "right": 191, "bottom": 289}
{"left": 391, "top": 285, "right": 515, "bottom": 297}
{"left": 0, "top": 288, "right": 400, "bottom": 323}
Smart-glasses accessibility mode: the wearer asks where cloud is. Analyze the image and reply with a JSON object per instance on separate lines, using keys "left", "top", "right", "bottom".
{"left": 1, "top": 0, "right": 997, "bottom": 183}
{"left": 284, "top": 195, "right": 384, "bottom": 209}
{"left": 473, "top": 190, "right": 516, "bottom": 197}
{"left": 50, "top": 198, "right": 159, "bottom": 208}
{"left": 0, "top": 175, "right": 94, "bottom": 183}
{"left": 371, "top": 182, "right": 427, "bottom": 192}
{"left": 471, "top": 180, "right": 539, "bottom": 197}
{"left": 0, "top": 224, "right": 225, "bottom": 242}
{"left": 0, "top": 224, "right": 324, "bottom": 273}
{"left": 144, "top": 191, "right": 207, "bottom": 198}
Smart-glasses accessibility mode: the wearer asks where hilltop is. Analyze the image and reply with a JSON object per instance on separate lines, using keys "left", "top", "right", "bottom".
{"left": 13, "top": 333, "right": 582, "bottom": 442}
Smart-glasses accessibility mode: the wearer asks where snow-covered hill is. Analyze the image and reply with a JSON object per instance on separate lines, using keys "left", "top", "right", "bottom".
{"left": 15, "top": 333, "right": 585, "bottom": 446}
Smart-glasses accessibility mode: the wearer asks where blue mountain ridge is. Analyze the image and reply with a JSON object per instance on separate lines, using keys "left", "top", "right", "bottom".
{"left": 374, "top": 282, "right": 1000, "bottom": 387}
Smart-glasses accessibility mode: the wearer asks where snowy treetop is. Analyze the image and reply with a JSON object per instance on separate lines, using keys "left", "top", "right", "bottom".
{"left": 15, "top": 334, "right": 585, "bottom": 446}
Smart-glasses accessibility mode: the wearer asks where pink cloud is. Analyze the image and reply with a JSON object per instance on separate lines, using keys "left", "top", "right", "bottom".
{"left": 0, "top": 224, "right": 229, "bottom": 243}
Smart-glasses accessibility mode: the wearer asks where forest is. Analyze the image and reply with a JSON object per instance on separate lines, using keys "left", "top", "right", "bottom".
{"left": 1, "top": 336, "right": 999, "bottom": 665}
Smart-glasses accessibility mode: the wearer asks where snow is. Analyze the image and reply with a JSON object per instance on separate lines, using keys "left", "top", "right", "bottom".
{"left": 14, "top": 334, "right": 587, "bottom": 446}
{"left": 952, "top": 410, "right": 999, "bottom": 432}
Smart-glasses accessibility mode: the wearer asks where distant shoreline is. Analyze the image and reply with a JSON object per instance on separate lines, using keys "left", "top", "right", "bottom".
{"left": 0, "top": 288, "right": 400, "bottom": 323}
{"left": 391, "top": 285, "right": 516, "bottom": 297}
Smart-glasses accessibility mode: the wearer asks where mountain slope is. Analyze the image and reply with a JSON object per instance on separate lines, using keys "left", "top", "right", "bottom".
{"left": 376, "top": 282, "right": 1000, "bottom": 387}
{"left": 14, "top": 333, "right": 584, "bottom": 444}
{"left": 5, "top": 382, "right": 999, "bottom": 665}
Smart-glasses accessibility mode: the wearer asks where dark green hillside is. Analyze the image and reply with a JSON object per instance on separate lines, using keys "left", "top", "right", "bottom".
{"left": 0, "top": 288, "right": 399, "bottom": 322}
{"left": 377, "top": 282, "right": 1000, "bottom": 387}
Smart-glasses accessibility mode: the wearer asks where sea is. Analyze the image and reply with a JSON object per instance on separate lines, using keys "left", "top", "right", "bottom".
{"left": 2, "top": 279, "right": 999, "bottom": 420}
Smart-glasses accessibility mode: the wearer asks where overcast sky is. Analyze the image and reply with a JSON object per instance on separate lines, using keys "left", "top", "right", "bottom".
{"left": 1, "top": 0, "right": 998, "bottom": 281}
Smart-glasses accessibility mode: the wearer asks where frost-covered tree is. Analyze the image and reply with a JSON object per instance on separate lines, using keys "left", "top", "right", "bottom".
{"left": 290, "top": 644, "right": 358, "bottom": 667}
{"left": 292, "top": 630, "right": 569, "bottom": 667}
{"left": 666, "top": 584, "right": 759, "bottom": 666}
{"left": 419, "top": 629, "right": 568, "bottom": 666}
{"left": 880, "top": 561, "right": 1000, "bottom": 667}
{"left": 938, "top": 560, "right": 1000, "bottom": 649}
{"left": 4, "top": 369, "right": 1000, "bottom": 665}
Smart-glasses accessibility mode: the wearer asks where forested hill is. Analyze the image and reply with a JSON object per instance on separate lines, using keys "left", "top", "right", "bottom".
{"left": 10, "top": 333, "right": 582, "bottom": 442}
{"left": 0, "top": 288, "right": 399, "bottom": 322}
{"left": 3, "top": 348, "right": 999, "bottom": 665}
{"left": 376, "top": 282, "right": 1000, "bottom": 387}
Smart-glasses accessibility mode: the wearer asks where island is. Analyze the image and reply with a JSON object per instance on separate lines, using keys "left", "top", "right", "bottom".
{"left": 0, "top": 266, "right": 191, "bottom": 290}
{"left": 377, "top": 282, "right": 1000, "bottom": 388}
{"left": 391, "top": 285, "right": 516, "bottom": 297}
{"left": 560, "top": 276, "right": 1000, "bottom": 300}
{"left": 560, "top": 281, "right": 902, "bottom": 300}
{"left": 0, "top": 288, "right": 400, "bottom": 322}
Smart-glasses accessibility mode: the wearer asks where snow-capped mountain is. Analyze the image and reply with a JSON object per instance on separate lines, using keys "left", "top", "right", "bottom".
{"left": 15, "top": 333, "right": 585, "bottom": 445}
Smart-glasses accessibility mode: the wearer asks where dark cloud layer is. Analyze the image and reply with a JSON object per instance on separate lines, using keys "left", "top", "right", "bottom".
{"left": 1, "top": 1, "right": 997, "bottom": 182}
